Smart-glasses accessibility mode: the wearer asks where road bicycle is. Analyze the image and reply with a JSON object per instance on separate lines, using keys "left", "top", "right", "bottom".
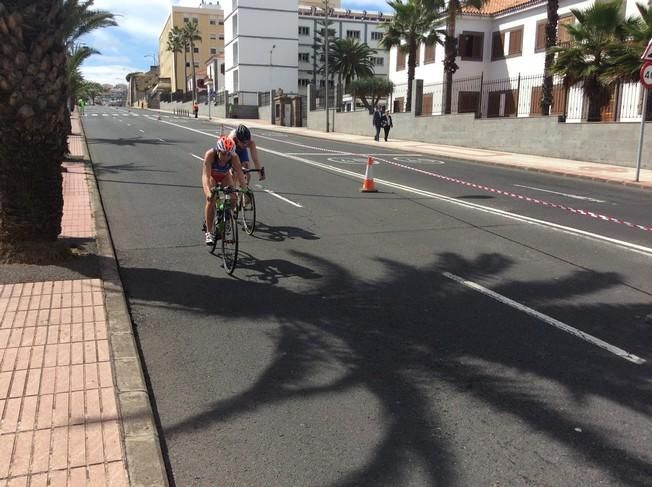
{"left": 209, "top": 185, "right": 241, "bottom": 275}
{"left": 237, "top": 168, "right": 264, "bottom": 235}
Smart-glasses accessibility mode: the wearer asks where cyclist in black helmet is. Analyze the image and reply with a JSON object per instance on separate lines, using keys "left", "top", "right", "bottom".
{"left": 228, "top": 124, "right": 266, "bottom": 183}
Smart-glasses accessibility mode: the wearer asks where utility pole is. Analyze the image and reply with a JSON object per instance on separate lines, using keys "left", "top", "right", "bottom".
{"left": 323, "top": 0, "right": 330, "bottom": 133}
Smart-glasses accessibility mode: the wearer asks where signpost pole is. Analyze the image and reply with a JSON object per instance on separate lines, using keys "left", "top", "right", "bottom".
{"left": 635, "top": 88, "right": 648, "bottom": 182}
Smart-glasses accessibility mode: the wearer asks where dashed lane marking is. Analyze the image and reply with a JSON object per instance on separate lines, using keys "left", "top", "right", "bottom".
{"left": 514, "top": 184, "right": 607, "bottom": 203}
{"left": 443, "top": 272, "right": 645, "bottom": 365}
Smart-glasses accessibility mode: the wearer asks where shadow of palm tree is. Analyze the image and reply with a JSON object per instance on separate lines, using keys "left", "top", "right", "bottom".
{"left": 121, "top": 251, "right": 652, "bottom": 486}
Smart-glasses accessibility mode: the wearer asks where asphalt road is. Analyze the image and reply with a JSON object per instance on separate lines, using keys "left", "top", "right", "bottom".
{"left": 83, "top": 106, "right": 652, "bottom": 487}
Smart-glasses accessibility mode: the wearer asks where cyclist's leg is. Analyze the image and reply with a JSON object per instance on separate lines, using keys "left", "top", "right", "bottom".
{"left": 205, "top": 176, "right": 218, "bottom": 233}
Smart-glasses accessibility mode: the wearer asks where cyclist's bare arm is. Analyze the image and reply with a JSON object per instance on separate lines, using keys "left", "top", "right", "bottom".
{"left": 231, "top": 154, "right": 248, "bottom": 188}
{"left": 202, "top": 149, "right": 214, "bottom": 200}
{"left": 248, "top": 140, "right": 266, "bottom": 180}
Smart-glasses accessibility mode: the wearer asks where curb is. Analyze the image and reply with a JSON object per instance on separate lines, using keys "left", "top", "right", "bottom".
{"left": 77, "top": 116, "right": 169, "bottom": 486}
{"left": 151, "top": 108, "right": 652, "bottom": 191}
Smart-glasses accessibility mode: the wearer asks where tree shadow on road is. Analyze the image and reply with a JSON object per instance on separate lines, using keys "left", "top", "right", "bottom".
{"left": 120, "top": 251, "right": 652, "bottom": 486}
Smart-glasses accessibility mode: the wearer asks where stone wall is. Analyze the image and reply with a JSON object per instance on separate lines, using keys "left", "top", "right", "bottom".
{"left": 308, "top": 109, "right": 652, "bottom": 168}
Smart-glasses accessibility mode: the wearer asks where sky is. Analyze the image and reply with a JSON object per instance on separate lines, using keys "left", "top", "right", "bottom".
{"left": 80, "top": 0, "right": 391, "bottom": 86}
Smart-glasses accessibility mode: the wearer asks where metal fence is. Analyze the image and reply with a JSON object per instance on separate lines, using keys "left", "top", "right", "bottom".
{"left": 227, "top": 91, "right": 260, "bottom": 106}
{"left": 392, "top": 74, "right": 652, "bottom": 122}
{"left": 258, "top": 92, "right": 270, "bottom": 107}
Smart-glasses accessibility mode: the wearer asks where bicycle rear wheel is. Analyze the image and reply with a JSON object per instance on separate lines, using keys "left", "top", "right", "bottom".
{"left": 240, "top": 190, "right": 256, "bottom": 235}
{"left": 221, "top": 210, "right": 238, "bottom": 274}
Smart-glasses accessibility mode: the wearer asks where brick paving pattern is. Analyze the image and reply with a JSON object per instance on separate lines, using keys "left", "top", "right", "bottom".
{"left": 70, "top": 119, "right": 81, "bottom": 136}
{"left": 66, "top": 136, "right": 84, "bottom": 159}
{"left": 0, "top": 280, "right": 129, "bottom": 486}
{"left": 60, "top": 163, "right": 93, "bottom": 240}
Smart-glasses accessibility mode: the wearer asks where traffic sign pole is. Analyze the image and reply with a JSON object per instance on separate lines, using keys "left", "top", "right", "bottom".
{"left": 635, "top": 88, "right": 648, "bottom": 182}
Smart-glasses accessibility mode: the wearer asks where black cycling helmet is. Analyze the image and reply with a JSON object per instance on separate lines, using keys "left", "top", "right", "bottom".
{"left": 235, "top": 124, "right": 251, "bottom": 142}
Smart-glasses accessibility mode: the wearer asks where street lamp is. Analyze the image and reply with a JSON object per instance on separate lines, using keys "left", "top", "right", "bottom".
{"left": 269, "top": 44, "right": 276, "bottom": 90}
{"left": 144, "top": 54, "right": 158, "bottom": 66}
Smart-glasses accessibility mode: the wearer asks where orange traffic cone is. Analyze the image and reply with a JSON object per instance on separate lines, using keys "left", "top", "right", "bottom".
{"left": 360, "top": 156, "right": 378, "bottom": 193}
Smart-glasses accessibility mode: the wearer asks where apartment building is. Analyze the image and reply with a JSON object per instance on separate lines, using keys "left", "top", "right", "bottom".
{"left": 297, "top": 5, "right": 392, "bottom": 90}
{"left": 388, "top": 0, "right": 649, "bottom": 121}
{"left": 224, "top": 0, "right": 299, "bottom": 94}
{"left": 158, "top": 1, "right": 225, "bottom": 93}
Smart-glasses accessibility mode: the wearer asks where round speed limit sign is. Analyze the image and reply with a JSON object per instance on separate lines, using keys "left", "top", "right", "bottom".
{"left": 640, "top": 62, "right": 652, "bottom": 89}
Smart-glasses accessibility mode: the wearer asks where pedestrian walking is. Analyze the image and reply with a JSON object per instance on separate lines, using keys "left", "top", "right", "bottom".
{"left": 77, "top": 97, "right": 85, "bottom": 116}
{"left": 381, "top": 107, "right": 393, "bottom": 141}
{"left": 372, "top": 106, "right": 382, "bottom": 141}
{"left": 193, "top": 102, "right": 199, "bottom": 118}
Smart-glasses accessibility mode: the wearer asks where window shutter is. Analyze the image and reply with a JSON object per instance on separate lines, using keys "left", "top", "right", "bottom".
{"left": 458, "top": 34, "right": 467, "bottom": 58}
{"left": 558, "top": 15, "right": 574, "bottom": 45}
{"left": 508, "top": 27, "right": 522, "bottom": 56}
{"left": 535, "top": 22, "right": 546, "bottom": 51}
{"left": 472, "top": 33, "right": 483, "bottom": 60}
{"left": 492, "top": 32, "right": 504, "bottom": 60}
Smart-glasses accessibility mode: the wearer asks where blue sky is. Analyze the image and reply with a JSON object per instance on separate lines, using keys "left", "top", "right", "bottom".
{"left": 81, "top": 0, "right": 391, "bottom": 86}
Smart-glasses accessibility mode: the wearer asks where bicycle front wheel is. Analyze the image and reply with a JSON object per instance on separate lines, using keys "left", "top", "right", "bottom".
{"left": 240, "top": 190, "right": 256, "bottom": 235}
{"left": 221, "top": 210, "right": 238, "bottom": 274}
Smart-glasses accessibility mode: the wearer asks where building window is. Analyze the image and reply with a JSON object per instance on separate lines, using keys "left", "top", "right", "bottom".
{"left": 299, "top": 52, "right": 310, "bottom": 62}
{"left": 186, "top": 62, "right": 190, "bottom": 67}
{"left": 233, "top": 13, "right": 238, "bottom": 36}
{"left": 372, "top": 57, "right": 384, "bottom": 66}
{"left": 183, "top": 17, "right": 189, "bottom": 23}
{"left": 219, "top": 34, "right": 224, "bottom": 40}
{"left": 299, "top": 79, "right": 311, "bottom": 87}
{"left": 233, "top": 42, "right": 238, "bottom": 64}
{"left": 185, "top": 46, "right": 190, "bottom": 53}
{"left": 219, "top": 20, "right": 224, "bottom": 25}
{"left": 424, "top": 44, "right": 436, "bottom": 64}
{"left": 209, "top": 18, "right": 216, "bottom": 25}
{"left": 371, "top": 31, "right": 383, "bottom": 41}
{"left": 192, "top": 17, "right": 198, "bottom": 24}
{"left": 396, "top": 49, "right": 406, "bottom": 71}
{"left": 210, "top": 33, "right": 217, "bottom": 40}
{"left": 415, "top": 44, "right": 421, "bottom": 65}
{"left": 210, "top": 48, "right": 217, "bottom": 54}
{"left": 507, "top": 26, "right": 523, "bottom": 56}
{"left": 535, "top": 21, "right": 546, "bottom": 52}
{"left": 346, "top": 30, "right": 360, "bottom": 39}
{"left": 491, "top": 31, "right": 505, "bottom": 60}
{"left": 557, "top": 14, "right": 575, "bottom": 45}
{"left": 459, "top": 31, "right": 483, "bottom": 61}
{"left": 299, "top": 26, "right": 310, "bottom": 36}
{"left": 193, "top": 47, "right": 199, "bottom": 53}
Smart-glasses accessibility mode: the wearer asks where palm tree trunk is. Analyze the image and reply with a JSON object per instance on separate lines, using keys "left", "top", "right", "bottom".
{"left": 406, "top": 39, "right": 417, "bottom": 112}
{"left": 183, "top": 49, "right": 188, "bottom": 95}
{"left": 190, "top": 42, "right": 197, "bottom": 103}
{"left": 444, "top": 5, "right": 459, "bottom": 115}
{"left": 0, "top": 0, "right": 68, "bottom": 261}
{"left": 541, "top": 0, "right": 559, "bottom": 116}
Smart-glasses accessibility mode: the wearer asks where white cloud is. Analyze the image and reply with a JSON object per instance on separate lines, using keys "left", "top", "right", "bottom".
{"left": 341, "top": 0, "right": 392, "bottom": 12}
{"left": 80, "top": 64, "right": 143, "bottom": 85}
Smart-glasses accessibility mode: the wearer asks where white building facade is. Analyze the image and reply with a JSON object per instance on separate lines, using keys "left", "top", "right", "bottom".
{"left": 224, "top": 0, "right": 299, "bottom": 94}
{"left": 388, "top": 0, "right": 650, "bottom": 121}
{"left": 297, "top": 6, "right": 392, "bottom": 91}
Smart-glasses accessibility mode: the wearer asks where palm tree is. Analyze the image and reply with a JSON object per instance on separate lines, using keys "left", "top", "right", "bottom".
{"left": 540, "top": 0, "right": 560, "bottom": 115}
{"left": 381, "top": 0, "right": 441, "bottom": 112}
{"left": 549, "top": 0, "right": 631, "bottom": 121}
{"left": 67, "top": 44, "right": 100, "bottom": 109}
{"left": 328, "top": 38, "right": 377, "bottom": 91}
{"left": 62, "top": 0, "right": 117, "bottom": 47}
{"left": 604, "top": 3, "right": 652, "bottom": 82}
{"left": 0, "top": 0, "right": 69, "bottom": 261}
{"left": 182, "top": 21, "right": 202, "bottom": 102}
{"left": 441, "top": 0, "right": 487, "bottom": 114}
{"left": 167, "top": 26, "right": 185, "bottom": 95}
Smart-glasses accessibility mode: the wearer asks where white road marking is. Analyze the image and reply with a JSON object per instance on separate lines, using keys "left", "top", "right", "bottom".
{"left": 139, "top": 129, "right": 145, "bottom": 133}
{"left": 91, "top": 114, "right": 98, "bottom": 117}
{"left": 112, "top": 114, "right": 118, "bottom": 117}
{"left": 158, "top": 138, "right": 166, "bottom": 142}
{"left": 442, "top": 272, "right": 645, "bottom": 365}
{"left": 157, "top": 118, "right": 652, "bottom": 257}
{"left": 514, "top": 184, "right": 606, "bottom": 203}
{"left": 127, "top": 123, "right": 131, "bottom": 127}
{"left": 190, "top": 153, "right": 203, "bottom": 161}
{"left": 264, "top": 189, "right": 303, "bottom": 207}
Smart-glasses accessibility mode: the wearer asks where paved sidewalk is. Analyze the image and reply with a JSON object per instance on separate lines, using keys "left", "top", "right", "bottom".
{"left": 163, "top": 109, "right": 652, "bottom": 190}
{"left": 0, "top": 113, "right": 167, "bottom": 486}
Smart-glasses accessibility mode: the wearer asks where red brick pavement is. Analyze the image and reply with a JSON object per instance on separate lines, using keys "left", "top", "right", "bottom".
{"left": 0, "top": 280, "right": 129, "bottom": 486}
